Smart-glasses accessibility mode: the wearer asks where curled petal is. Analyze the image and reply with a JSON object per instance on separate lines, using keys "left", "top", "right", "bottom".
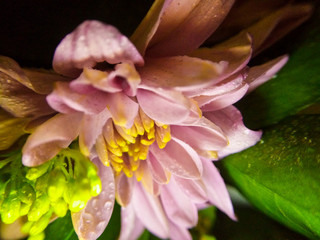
{"left": 160, "top": 178, "right": 198, "bottom": 228}
{"left": 239, "top": 3, "right": 313, "bottom": 55}
{"left": 205, "top": 106, "right": 262, "bottom": 158}
{"left": 53, "top": 20, "right": 144, "bottom": 77}
{"left": 150, "top": 137, "right": 203, "bottom": 179}
{"left": 116, "top": 172, "right": 134, "bottom": 207}
{"left": 190, "top": 33, "right": 252, "bottom": 80}
{"left": 0, "top": 71, "right": 55, "bottom": 118}
{"left": 72, "top": 159, "right": 115, "bottom": 240}
{"left": 132, "top": 183, "right": 170, "bottom": 239}
{"left": 130, "top": 0, "right": 172, "bottom": 56}
{"left": 146, "top": 0, "right": 235, "bottom": 57}
{"left": 137, "top": 87, "right": 190, "bottom": 125}
{"left": 22, "top": 113, "right": 82, "bottom": 166}
{"left": 0, "top": 109, "right": 29, "bottom": 150}
{"left": 201, "top": 158, "right": 236, "bottom": 220}
{"left": 79, "top": 109, "right": 111, "bottom": 157}
{"left": 119, "top": 203, "right": 144, "bottom": 240}
{"left": 171, "top": 117, "right": 227, "bottom": 151}
{"left": 105, "top": 92, "right": 139, "bottom": 128}
{"left": 246, "top": 55, "right": 288, "bottom": 94}
{"left": 139, "top": 56, "right": 228, "bottom": 91}
{"left": 47, "top": 81, "right": 109, "bottom": 115}
{"left": 0, "top": 56, "right": 66, "bottom": 94}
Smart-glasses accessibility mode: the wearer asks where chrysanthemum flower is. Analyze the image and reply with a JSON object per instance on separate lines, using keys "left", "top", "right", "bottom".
{"left": 20, "top": 0, "right": 312, "bottom": 239}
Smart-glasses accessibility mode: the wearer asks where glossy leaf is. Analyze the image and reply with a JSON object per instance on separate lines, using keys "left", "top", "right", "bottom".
{"left": 222, "top": 115, "right": 320, "bottom": 239}
{"left": 236, "top": 5, "right": 320, "bottom": 129}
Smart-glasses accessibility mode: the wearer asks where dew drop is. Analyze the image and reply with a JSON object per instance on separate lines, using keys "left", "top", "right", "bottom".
{"left": 104, "top": 201, "right": 112, "bottom": 210}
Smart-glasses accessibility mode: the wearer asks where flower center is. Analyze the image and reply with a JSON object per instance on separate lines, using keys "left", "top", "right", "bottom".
{"left": 98, "top": 108, "right": 171, "bottom": 178}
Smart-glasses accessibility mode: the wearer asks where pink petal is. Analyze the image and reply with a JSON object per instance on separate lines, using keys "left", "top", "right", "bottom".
{"left": 169, "top": 220, "right": 192, "bottom": 240}
{"left": 201, "top": 158, "right": 236, "bottom": 220}
{"left": 72, "top": 158, "right": 115, "bottom": 240}
{"left": 147, "top": 151, "right": 170, "bottom": 184}
{"left": 190, "top": 33, "right": 252, "bottom": 80}
{"left": 136, "top": 87, "right": 191, "bottom": 124}
{"left": 139, "top": 56, "right": 228, "bottom": 91}
{"left": 160, "top": 178, "right": 198, "bottom": 227}
{"left": 119, "top": 203, "right": 145, "bottom": 240}
{"left": 174, "top": 176, "right": 207, "bottom": 204}
{"left": 146, "top": 0, "right": 235, "bottom": 57}
{"left": 78, "top": 109, "right": 111, "bottom": 157}
{"left": 199, "top": 82, "right": 248, "bottom": 111}
{"left": 105, "top": 92, "right": 139, "bottom": 128}
{"left": 132, "top": 183, "right": 170, "bottom": 239}
{"left": 53, "top": 20, "right": 144, "bottom": 77}
{"left": 115, "top": 172, "right": 134, "bottom": 207}
{"left": 205, "top": 106, "right": 262, "bottom": 158}
{"left": 47, "top": 81, "right": 109, "bottom": 114}
{"left": 22, "top": 113, "right": 82, "bottom": 166}
{"left": 171, "top": 117, "right": 227, "bottom": 151}
{"left": 246, "top": 55, "right": 288, "bottom": 94}
{"left": 130, "top": 0, "right": 172, "bottom": 56}
{"left": 150, "top": 137, "right": 203, "bottom": 179}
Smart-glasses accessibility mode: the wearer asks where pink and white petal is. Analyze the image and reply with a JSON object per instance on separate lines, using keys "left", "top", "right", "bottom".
{"left": 240, "top": 4, "right": 313, "bottom": 55}
{"left": 119, "top": 203, "right": 145, "bottom": 240}
{"left": 0, "top": 71, "right": 55, "bottom": 118}
{"left": 106, "top": 62, "right": 141, "bottom": 97}
{"left": 105, "top": 92, "right": 139, "bottom": 128}
{"left": 190, "top": 33, "right": 252, "bottom": 80}
{"left": 78, "top": 109, "right": 111, "bottom": 157}
{"left": 201, "top": 158, "right": 236, "bottom": 220}
{"left": 200, "top": 82, "right": 248, "bottom": 111}
{"left": 160, "top": 178, "right": 198, "bottom": 227}
{"left": 131, "top": 0, "right": 172, "bottom": 56}
{"left": 146, "top": 0, "right": 235, "bottom": 57}
{"left": 150, "top": 137, "right": 203, "bottom": 179}
{"left": 205, "top": 106, "right": 262, "bottom": 158}
{"left": 169, "top": 220, "right": 192, "bottom": 240}
{"left": 22, "top": 113, "right": 83, "bottom": 166}
{"left": 147, "top": 151, "right": 170, "bottom": 184}
{"left": 246, "top": 55, "right": 288, "bottom": 94}
{"left": 171, "top": 117, "right": 227, "bottom": 151}
{"left": 132, "top": 183, "right": 170, "bottom": 239}
{"left": 72, "top": 158, "right": 115, "bottom": 240}
{"left": 174, "top": 176, "right": 207, "bottom": 204}
{"left": 47, "top": 81, "right": 109, "bottom": 114}
{"left": 53, "top": 20, "right": 144, "bottom": 77}
{"left": 139, "top": 56, "right": 227, "bottom": 92}
{"left": 115, "top": 172, "right": 134, "bottom": 207}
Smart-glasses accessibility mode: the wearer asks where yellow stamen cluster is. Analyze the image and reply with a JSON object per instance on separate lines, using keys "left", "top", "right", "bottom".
{"left": 96, "top": 109, "right": 171, "bottom": 178}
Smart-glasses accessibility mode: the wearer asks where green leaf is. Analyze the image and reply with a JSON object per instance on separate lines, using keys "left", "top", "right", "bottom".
{"left": 222, "top": 115, "right": 320, "bottom": 239}
{"left": 236, "top": 5, "right": 320, "bottom": 129}
{"left": 44, "top": 211, "right": 77, "bottom": 240}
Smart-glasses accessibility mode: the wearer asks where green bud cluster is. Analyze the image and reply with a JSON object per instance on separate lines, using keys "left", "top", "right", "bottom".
{"left": 0, "top": 148, "right": 101, "bottom": 240}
